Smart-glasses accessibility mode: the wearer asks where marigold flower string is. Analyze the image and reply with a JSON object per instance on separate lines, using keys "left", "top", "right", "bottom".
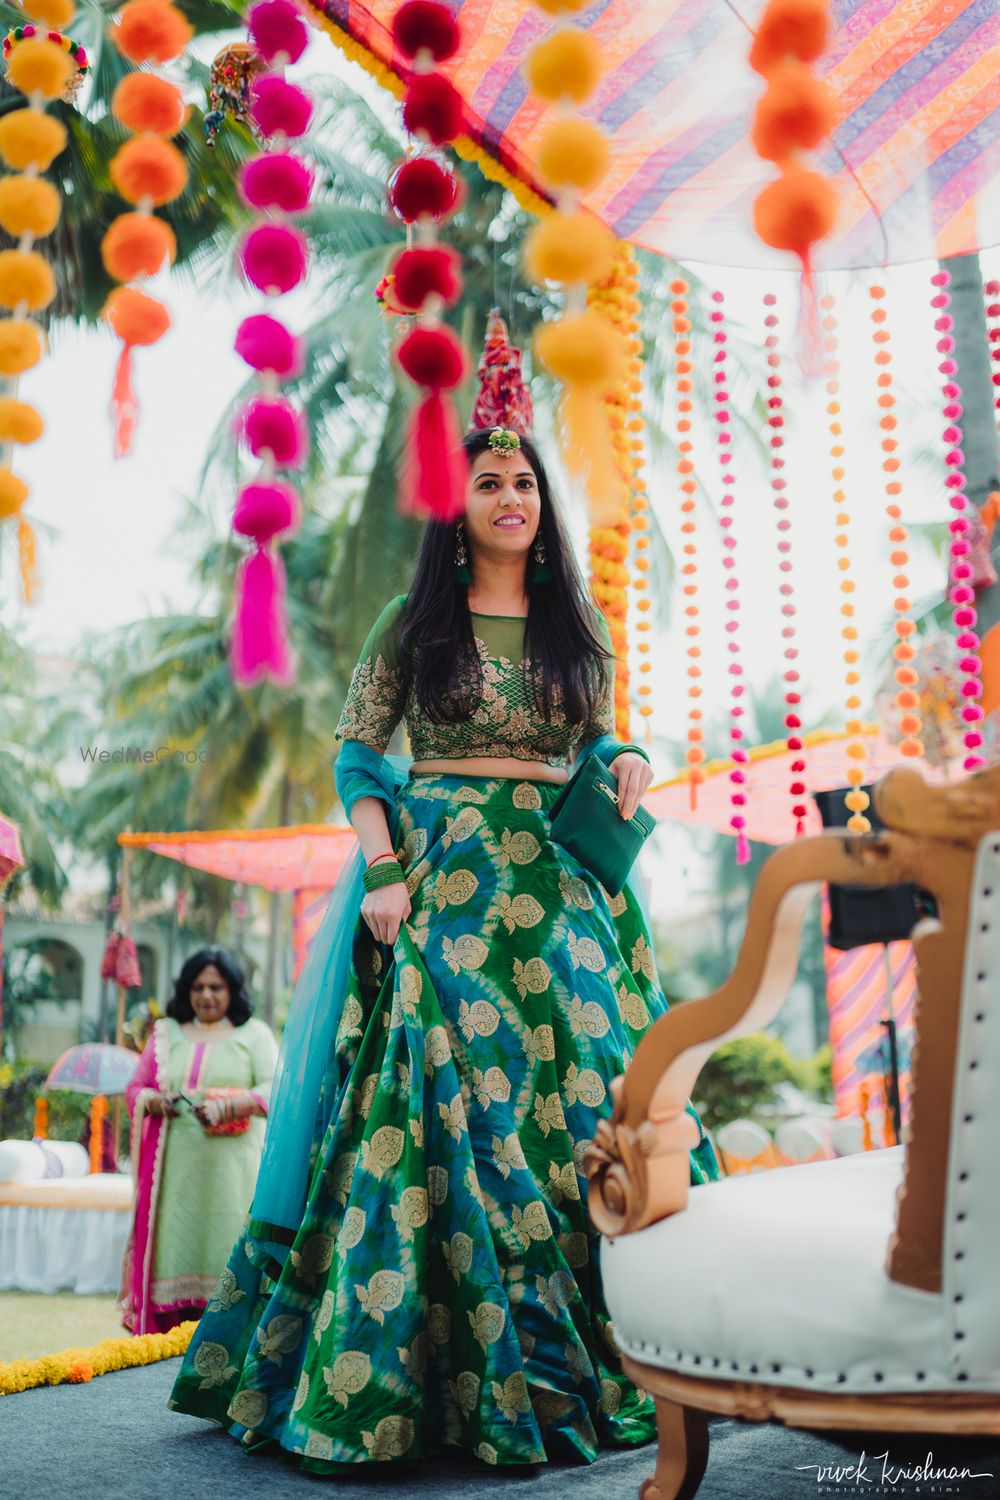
{"left": 931, "top": 267, "right": 985, "bottom": 772}
{"left": 763, "top": 293, "right": 808, "bottom": 835}
{"left": 869, "top": 283, "right": 922, "bottom": 759}
{"left": 820, "top": 290, "right": 869, "bottom": 830}
{"left": 709, "top": 289, "right": 750, "bottom": 858}
{"left": 588, "top": 243, "right": 643, "bottom": 740}
{"left": 668, "top": 277, "right": 704, "bottom": 807}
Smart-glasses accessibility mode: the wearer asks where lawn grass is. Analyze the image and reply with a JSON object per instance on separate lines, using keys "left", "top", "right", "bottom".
{"left": 0, "top": 1292, "right": 125, "bottom": 1362}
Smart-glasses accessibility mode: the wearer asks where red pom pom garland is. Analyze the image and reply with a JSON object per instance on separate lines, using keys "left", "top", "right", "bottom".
{"left": 230, "top": 0, "right": 314, "bottom": 688}
{"left": 392, "top": 0, "right": 460, "bottom": 63}
{"left": 387, "top": 0, "right": 471, "bottom": 521}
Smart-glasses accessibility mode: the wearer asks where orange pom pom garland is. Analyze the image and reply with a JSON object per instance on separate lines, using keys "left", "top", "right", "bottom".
{"left": 869, "top": 284, "right": 922, "bottom": 760}
{"left": 820, "top": 290, "right": 869, "bottom": 831}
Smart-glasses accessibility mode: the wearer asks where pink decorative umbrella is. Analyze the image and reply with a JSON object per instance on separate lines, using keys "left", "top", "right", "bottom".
{"left": 45, "top": 1043, "right": 139, "bottom": 1098}
{"left": 644, "top": 726, "right": 944, "bottom": 847}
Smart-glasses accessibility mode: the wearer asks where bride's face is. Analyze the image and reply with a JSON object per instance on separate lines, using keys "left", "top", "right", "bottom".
{"left": 463, "top": 447, "right": 541, "bottom": 563}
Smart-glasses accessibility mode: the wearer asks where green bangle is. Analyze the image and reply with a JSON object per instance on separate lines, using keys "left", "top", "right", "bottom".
{"left": 362, "top": 858, "right": 405, "bottom": 892}
{"left": 608, "top": 743, "right": 650, "bottom": 766}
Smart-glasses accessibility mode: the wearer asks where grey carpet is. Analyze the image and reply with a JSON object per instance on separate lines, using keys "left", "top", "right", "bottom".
{"left": 1, "top": 1361, "right": 998, "bottom": 1500}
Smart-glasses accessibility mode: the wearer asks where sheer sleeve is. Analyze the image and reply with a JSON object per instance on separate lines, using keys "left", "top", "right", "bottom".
{"left": 334, "top": 595, "right": 408, "bottom": 752}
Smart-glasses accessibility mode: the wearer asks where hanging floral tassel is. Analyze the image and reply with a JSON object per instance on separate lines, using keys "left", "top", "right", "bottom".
{"left": 89, "top": 1095, "right": 108, "bottom": 1175}
{"left": 103, "top": 288, "right": 171, "bottom": 458}
{"left": 395, "top": 322, "right": 468, "bottom": 519}
{"left": 468, "top": 308, "right": 534, "bottom": 436}
{"left": 16, "top": 514, "right": 38, "bottom": 601}
{"left": 231, "top": 546, "right": 292, "bottom": 686}
{"left": 33, "top": 1096, "right": 47, "bottom": 1141}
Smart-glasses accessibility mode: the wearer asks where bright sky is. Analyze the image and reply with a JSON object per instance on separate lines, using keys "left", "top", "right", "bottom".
{"left": 3, "top": 38, "right": 1000, "bottom": 791}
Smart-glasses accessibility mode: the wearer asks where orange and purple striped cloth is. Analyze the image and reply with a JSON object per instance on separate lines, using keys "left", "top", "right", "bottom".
{"left": 824, "top": 934, "right": 915, "bottom": 1129}
{"left": 307, "top": 0, "right": 1000, "bottom": 268}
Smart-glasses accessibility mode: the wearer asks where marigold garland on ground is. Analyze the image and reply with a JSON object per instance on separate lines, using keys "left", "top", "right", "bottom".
{"left": 0, "top": 1320, "right": 196, "bottom": 1395}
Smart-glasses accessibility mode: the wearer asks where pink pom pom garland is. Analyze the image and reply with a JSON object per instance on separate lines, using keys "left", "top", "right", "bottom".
{"left": 239, "top": 152, "right": 315, "bottom": 213}
{"left": 248, "top": 0, "right": 307, "bottom": 65}
{"left": 763, "top": 293, "right": 809, "bottom": 837}
{"left": 932, "top": 266, "right": 985, "bottom": 772}
{"left": 230, "top": 0, "right": 314, "bottom": 689}
{"left": 240, "top": 222, "right": 308, "bottom": 295}
{"left": 709, "top": 290, "right": 751, "bottom": 860}
{"left": 241, "top": 396, "right": 308, "bottom": 467}
{"left": 249, "top": 74, "right": 312, "bottom": 137}
{"left": 984, "top": 277, "right": 1000, "bottom": 476}
{"left": 669, "top": 280, "right": 705, "bottom": 811}
{"left": 234, "top": 313, "right": 303, "bottom": 378}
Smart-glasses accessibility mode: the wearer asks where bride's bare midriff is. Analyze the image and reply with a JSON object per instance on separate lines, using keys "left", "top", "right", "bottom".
{"left": 409, "top": 756, "right": 569, "bottom": 784}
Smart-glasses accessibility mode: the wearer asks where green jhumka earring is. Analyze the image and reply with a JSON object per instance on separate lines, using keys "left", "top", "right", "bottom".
{"left": 530, "top": 531, "right": 551, "bottom": 583}
{"left": 453, "top": 522, "right": 472, "bottom": 585}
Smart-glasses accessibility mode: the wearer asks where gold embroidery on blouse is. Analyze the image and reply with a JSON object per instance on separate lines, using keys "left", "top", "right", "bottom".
{"left": 335, "top": 623, "right": 612, "bottom": 766}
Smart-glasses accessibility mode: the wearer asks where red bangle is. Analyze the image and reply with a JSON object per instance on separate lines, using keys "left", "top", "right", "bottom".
{"left": 366, "top": 851, "right": 398, "bottom": 868}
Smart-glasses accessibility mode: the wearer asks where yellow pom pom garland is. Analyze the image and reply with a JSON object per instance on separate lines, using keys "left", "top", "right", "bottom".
{"left": 0, "top": 395, "right": 44, "bottom": 444}
{"left": 522, "top": 0, "right": 622, "bottom": 529}
{"left": 0, "top": 173, "right": 60, "bottom": 236}
{"left": 0, "top": 16, "right": 83, "bottom": 602}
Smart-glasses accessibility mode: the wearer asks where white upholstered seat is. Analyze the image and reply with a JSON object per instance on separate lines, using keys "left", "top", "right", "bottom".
{"left": 600, "top": 831, "right": 1000, "bottom": 1404}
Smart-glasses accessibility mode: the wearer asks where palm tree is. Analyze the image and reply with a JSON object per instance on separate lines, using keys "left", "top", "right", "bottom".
{"left": 0, "top": 624, "right": 67, "bottom": 906}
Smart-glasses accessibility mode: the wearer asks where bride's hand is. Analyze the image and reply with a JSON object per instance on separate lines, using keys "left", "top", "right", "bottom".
{"left": 611, "top": 751, "right": 654, "bottom": 821}
{"left": 361, "top": 881, "right": 412, "bottom": 947}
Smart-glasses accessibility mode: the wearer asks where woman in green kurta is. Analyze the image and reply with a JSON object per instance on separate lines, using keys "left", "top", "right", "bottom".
{"left": 169, "top": 428, "right": 718, "bottom": 1468}
{"left": 121, "top": 947, "right": 278, "bottom": 1333}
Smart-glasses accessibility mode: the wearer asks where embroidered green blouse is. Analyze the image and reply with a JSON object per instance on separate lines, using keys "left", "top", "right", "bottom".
{"left": 334, "top": 594, "right": 635, "bottom": 770}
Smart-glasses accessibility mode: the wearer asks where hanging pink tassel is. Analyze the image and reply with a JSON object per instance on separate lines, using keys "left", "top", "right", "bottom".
{"left": 736, "top": 829, "right": 751, "bottom": 865}
{"left": 111, "top": 345, "right": 138, "bottom": 458}
{"left": 231, "top": 545, "right": 293, "bottom": 687}
{"left": 401, "top": 390, "right": 468, "bottom": 519}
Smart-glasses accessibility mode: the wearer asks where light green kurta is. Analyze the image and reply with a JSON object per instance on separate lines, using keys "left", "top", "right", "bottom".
{"left": 151, "top": 1017, "right": 278, "bottom": 1313}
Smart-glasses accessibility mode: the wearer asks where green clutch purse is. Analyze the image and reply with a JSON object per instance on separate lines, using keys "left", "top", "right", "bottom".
{"left": 548, "top": 754, "right": 657, "bottom": 897}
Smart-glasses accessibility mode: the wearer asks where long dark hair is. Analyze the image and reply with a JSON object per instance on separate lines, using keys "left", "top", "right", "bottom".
{"left": 166, "top": 946, "right": 254, "bottom": 1027}
{"left": 398, "top": 429, "right": 611, "bottom": 725}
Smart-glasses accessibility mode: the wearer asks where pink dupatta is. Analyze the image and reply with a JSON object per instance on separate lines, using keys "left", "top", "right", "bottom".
{"left": 119, "top": 1019, "right": 171, "bottom": 1334}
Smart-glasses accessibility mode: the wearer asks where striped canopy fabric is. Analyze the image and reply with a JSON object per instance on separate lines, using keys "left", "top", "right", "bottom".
{"left": 308, "top": 0, "right": 1000, "bottom": 269}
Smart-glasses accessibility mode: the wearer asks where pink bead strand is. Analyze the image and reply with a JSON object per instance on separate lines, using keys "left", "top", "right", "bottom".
{"left": 763, "top": 293, "right": 808, "bottom": 836}
{"left": 710, "top": 290, "right": 750, "bottom": 862}
{"left": 932, "top": 267, "right": 986, "bottom": 772}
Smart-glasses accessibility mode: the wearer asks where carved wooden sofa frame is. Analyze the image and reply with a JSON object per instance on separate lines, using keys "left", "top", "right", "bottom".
{"left": 585, "top": 766, "right": 1000, "bottom": 1499}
